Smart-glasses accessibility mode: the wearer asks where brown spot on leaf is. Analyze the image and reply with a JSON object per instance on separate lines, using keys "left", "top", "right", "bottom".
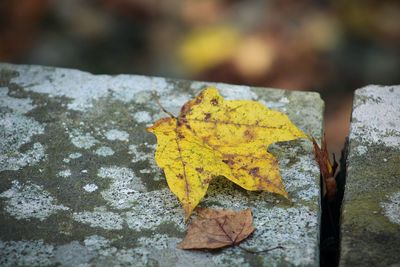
{"left": 210, "top": 98, "right": 218, "bottom": 106}
{"left": 195, "top": 94, "right": 204, "bottom": 104}
{"left": 180, "top": 116, "right": 188, "bottom": 124}
{"left": 202, "top": 177, "right": 211, "bottom": 186}
{"left": 202, "top": 135, "right": 211, "bottom": 144}
{"left": 243, "top": 129, "right": 256, "bottom": 140}
{"left": 177, "top": 174, "right": 184, "bottom": 180}
{"left": 249, "top": 167, "right": 260, "bottom": 176}
{"left": 180, "top": 105, "right": 190, "bottom": 115}
{"left": 177, "top": 132, "right": 185, "bottom": 139}
{"left": 256, "top": 184, "right": 265, "bottom": 190}
{"left": 195, "top": 167, "right": 204, "bottom": 173}
{"left": 204, "top": 113, "right": 211, "bottom": 120}
{"left": 222, "top": 155, "right": 235, "bottom": 166}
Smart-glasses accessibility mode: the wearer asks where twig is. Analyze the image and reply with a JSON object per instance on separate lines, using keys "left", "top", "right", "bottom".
{"left": 238, "top": 244, "right": 285, "bottom": 254}
{"left": 152, "top": 91, "right": 176, "bottom": 119}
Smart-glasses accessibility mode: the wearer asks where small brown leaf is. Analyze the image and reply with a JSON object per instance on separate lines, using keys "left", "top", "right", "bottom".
{"left": 178, "top": 208, "right": 255, "bottom": 250}
{"left": 312, "top": 135, "right": 338, "bottom": 200}
{"left": 325, "top": 176, "right": 337, "bottom": 200}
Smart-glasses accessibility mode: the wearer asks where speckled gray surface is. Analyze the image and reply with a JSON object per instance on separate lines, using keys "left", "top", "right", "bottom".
{"left": 340, "top": 85, "right": 400, "bottom": 266}
{"left": 0, "top": 63, "right": 323, "bottom": 266}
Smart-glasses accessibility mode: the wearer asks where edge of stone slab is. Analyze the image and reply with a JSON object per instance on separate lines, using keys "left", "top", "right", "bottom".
{"left": 0, "top": 62, "right": 324, "bottom": 143}
{"left": 353, "top": 84, "right": 400, "bottom": 95}
{"left": 0, "top": 62, "right": 323, "bottom": 102}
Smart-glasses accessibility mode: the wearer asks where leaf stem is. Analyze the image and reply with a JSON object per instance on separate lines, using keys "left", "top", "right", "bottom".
{"left": 152, "top": 91, "right": 176, "bottom": 119}
{"left": 238, "top": 244, "right": 285, "bottom": 254}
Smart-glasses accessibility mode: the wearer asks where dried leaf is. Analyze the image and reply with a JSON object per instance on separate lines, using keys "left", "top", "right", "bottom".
{"left": 312, "top": 135, "right": 338, "bottom": 200}
{"left": 178, "top": 208, "right": 255, "bottom": 249}
{"left": 148, "top": 87, "right": 306, "bottom": 218}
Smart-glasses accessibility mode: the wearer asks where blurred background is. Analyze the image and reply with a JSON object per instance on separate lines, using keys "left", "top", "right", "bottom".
{"left": 1, "top": 0, "right": 399, "bottom": 156}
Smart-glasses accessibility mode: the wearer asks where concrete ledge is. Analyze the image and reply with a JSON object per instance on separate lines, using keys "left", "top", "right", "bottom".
{"left": 0, "top": 63, "right": 322, "bottom": 266}
{"left": 340, "top": 85, "right": 400, "bottom": 266}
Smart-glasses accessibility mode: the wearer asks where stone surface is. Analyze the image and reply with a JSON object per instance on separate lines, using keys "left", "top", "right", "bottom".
{"left": 340, "top": 85, "right": 400, "bottom": 266}
{"left": 0, "top": 63, "right": 323, "bottom": 266}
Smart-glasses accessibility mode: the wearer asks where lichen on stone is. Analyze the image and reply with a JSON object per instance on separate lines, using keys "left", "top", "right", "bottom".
{"left": 0, "top": 87, "right": 35, "bottom": 114}
{"left": 137, "top": 234, "right": 180, "bottom": 250}
{"left": 69, "top": 152, "right": 82, "bottom": 159}
{"left": 63, "top": 152, "right": 83, "bottom": 163}
{"left": 83, "top": 235, "right": 111, "bottom": 252}
{"left": 98, "top": 166, "right": 146, "bottom": 209}
{"left": 279, "top": 96, "right": 290, "bottom": 103}
{"left": 73, "top": 207, "right": 124, "bottom": 230}
{"left": 134, "top": 233, "right": 218, "bottom": 267}
{"left": 212, "top": 250, "right": 250, "bottom": 267}
{"left": 243, "top": 206, "right": 318, "bottom": 266}
{"left": 0, "top": 142, "right": 46, "bottom": 171}
{"left": 69, "top": 129, "right": 98, "bottom": 149}
{"left": 9, "top": 65, "right": 172, "bottom": 112}
{"left": 104, "top": 129, "right": 129, "bottom": 141}
{"left": 129, "top": 144, "right": 162, "bottom": 181}
{"left": 57, "top": 169, "right": 71, "bottom": 178}
{"left": 158, "top": 93, "right": 193, "bottom": 116}
{"left": 351, "top": 85, "right": 400, "bottom": 147}
{"left": 95, "top": 146, "right": 114, "bottom": 157}
{"left": 0, "top": 240, "right": 54, "bottom": 267}
{"left": 381, "top": 191, "right": 400, "bottom": 225}
{"left": 0, "top": 180, "right": 69, "bottom": 221}
{"left": 0, "top": 112, "right": 45, "bottom": 171}
{"left": 354, "top": 145, "right": 368, "bottom": 156}
{"left": 128, "top": 144, "right": 152, "bottom": 162}
{"left": 53, "top": 241, "right": 96, "bottom": 266}
{"left": 133, "top": 111, "right": 152, "bottom": 124}
{"left": 124, "top": 188, "right": 185, "bottom": 231}
{"left": 191, "top": 81, "right": 257, "bottom": 101}
{"left": 280, "top": 146, "right": 320, "bottom": 201}
{"left": 83, "top": 184, "right": 98, "bottom": 193}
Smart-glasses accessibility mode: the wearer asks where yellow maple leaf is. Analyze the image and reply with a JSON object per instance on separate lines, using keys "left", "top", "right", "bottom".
{"left": 147, "top": 87, "right": 306, "bottom": 218}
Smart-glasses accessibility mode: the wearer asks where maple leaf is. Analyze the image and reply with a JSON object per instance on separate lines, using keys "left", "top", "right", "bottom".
{"left": 178, "top": 208, "right": 255, "bottom": 250}
{"left": 312, "top": 135, "right": 338, "bottom": 201}
{"left": 147, "top": 87, "right": 306, "bottom": 218}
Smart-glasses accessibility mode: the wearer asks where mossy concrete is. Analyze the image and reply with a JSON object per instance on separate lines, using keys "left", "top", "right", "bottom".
{"left": 340, "top": 85, "right": 400, "bottom": 266}
{"left": 0, "top": 63, "right": 323, "bottom": 266}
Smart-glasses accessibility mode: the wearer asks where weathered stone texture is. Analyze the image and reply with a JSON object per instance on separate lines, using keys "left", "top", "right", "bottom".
{"left": 340, "top": 85, "right": 400, "bottom": 266}
{"left": 0, "top": 63, "right": 323, "bottom": 266}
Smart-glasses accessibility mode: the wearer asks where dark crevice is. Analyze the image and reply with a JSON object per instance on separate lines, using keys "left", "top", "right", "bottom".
{"left": 320, "top": 138, "right": 349, "bottom": 267}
